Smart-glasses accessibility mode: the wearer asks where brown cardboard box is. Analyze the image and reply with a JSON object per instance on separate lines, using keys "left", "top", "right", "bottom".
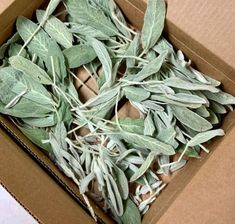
{"left": 1, "top": 0, "right": 235, "bottom": 223}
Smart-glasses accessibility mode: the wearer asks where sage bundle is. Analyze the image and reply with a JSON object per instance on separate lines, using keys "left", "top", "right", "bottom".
{"left": 1, "top": 0, "right": 235, "bottom": 223}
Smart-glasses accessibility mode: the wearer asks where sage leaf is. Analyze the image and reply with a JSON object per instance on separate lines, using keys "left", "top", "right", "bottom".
{"left": 125, "top": 155, "right": 144, "bottom": 165}
{"left": 46, "top": 40, "right": 67, "bottom": 81}
{"left": 117, "top": 118, "right": 144, "bottom": 134}
{"left": 0, "top": 67, "right": 53, "bottom": 107}
{"left": 204, "top": 74, "right": 221, "bottom": 86}
{"left": 80, "top": 172, "right": 95, "bottom": 194}
{"left": 82, "top": 87, "right": 119, "bottom": 108}
{"left": 114, "top": 165, "right": 129, "bottom": 200}
{"left": 97, "top": 72, "right": 106, "bottom": 89}
{"left": 9, "top": 55, "right": 52, "bottom": 85}
{"left": 145, "top": 50, "right": 157, "bottom": 61}
{"left": 203, "top": 90, "right": 235, "bottom": 105}
{"left": 210, "top": 101, "right": 227, "bottom": 114}
{"left": 54, "top": 122, "right": 67, "bottom": 150}
{"left": 57, "top": 98, "right": 73, "bottom": 125}
{"left": 141, "top": 0, "right": 166, "bottom": 51}
{"left": 68, "top": 23, "right": 109, "bottom": 40}
{"left": 151, "top": 95, "right": 202, "bottom": 109}
{"left": 125, "top": 34, "right": 140, "bottom": 68}
{"left": 0, "top": 100, "right": 51, "bottom": 118}
{"left": 109, "top": 0, "right": 132, "bottom": 39}
{"left": 88, "top": 96, "right": 117, "bottom": 121}
{"left": 116, "top": 149, "right": 139, "bottom": 163}
{"left": 132, "top": 51, "right": 167, "bottom": 82}
{"left": 158, "top": 155, "right": 170, "bottom": 175}
{"left": 8, "top": 43, "right": 27, "bottom": 57}
{"left": 37, "top": 10, "right": 73, "bottom": 48}
{"left": 175, "top": 126, "right": 187, "bottom": 144}
{"left": 120, "top": 199, "right": 141, "bottom": 224}
{"left": 166, "top": 93, "right": 207, "bottom": 104}
{"left": 130, "top": 152, "right": 155, "bottom": 182}
{"left": 93, "top": 160, "right": 105, "bottom": 187}
{"left": 64, "top": 0, "right": 119, "bottom": 36}
{"left": 157, "top": 126, "right": 178, "bottom": 148}
{"left": 153, "top": 37, "right": 174, "bottom": 54}
{"left": 187, "top": 129, "right": 224, "bottom": 147}
{"left": 170, "top": 159, "right": 187, "bottom": 172}
{"left": 105, "top": 173, "right": 123, "bottom": 216}
{"left": 142, "top": 100, "right": 164, "bottom": 111}
{"left": 171, "top": 105, "right": 212, "bottom": 132}
{"left": 194, "top": 105, "right": 210, "bottom": 118}
{"left": 144, "top": 112, "right": 155, "bottom": 136}
{"left": 44, "top": 0, "right": 61, "bottom": 18}
{"left": 89, "top": 38, "right": 113, "bottom": 88}
{"left": 19, "top": 126, "right": 52, "bottom": 152}
{"left": 119, "top": 132, "right": 175, "bottom": 155}
{"left": 16, "top": 16, "right": 50, "bottom": 61}
{"left": 164, "top": 77, "right": 219, "bottom": 93}
{"left": 22, "top": 115, "right": 56, "bottom": 128}
{"left": 207, "top": 109, "right": 219, "bottom": 125}
{"left": 123, "top": 86, "right": 150, "bottom": 102}
{"left": 91, "top": 0, "right": 110, "bottom": 12}
{"left": 65, "top": 78, "right": 79, "bottom": 101}
{"left": 63, "top": 44, "right": 96, "bottom": 68}
{"left": 177, "top": 145, "right": 200, "bottom": 159}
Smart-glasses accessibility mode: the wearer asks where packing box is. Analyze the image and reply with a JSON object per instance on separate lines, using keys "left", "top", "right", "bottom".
{"left": 1, "top": 0, "right": 235, "bottom": 223}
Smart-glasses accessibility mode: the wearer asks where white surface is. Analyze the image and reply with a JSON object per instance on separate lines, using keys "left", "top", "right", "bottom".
{"left": 0, "top": 185, "right": 38, "bottom": 224}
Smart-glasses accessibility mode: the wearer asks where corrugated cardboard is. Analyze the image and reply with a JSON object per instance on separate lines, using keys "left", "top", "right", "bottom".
{"left": 1, "top": 0, "right": 235, "bottom": 223}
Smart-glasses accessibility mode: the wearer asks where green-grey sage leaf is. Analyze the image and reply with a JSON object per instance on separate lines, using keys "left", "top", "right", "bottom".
{"left": 88, "top": 37, "right": 113, "bottom": 88}
{"left": 16, "top": 16, "right": 50, "bottom": 61}
{"left": 123, "top": 86, "right": 150, "bottom": 102}
{"left": 19, "top": 126, "right": 52, "bottom": 152}
{"left": 63, "top": 44, "right": 96, "bottom": 68}
{"left": 130, "top": 152, "right": 155, "bottom": 182}
{"left": 119, "top": 131, "right": 175, "bottom": 155}
{"left": 141, "top": 0, "right": 166, "bottom": 51}
{"left": 9, "top": 55, "right": 52, "bottom": 85}
{"left": 171, "top": 105, "right": 212, "bottom": 132}
{"left": 131, "top": 51, "right": 167, "bottom": 82}
{"left": 144, "top": 112, "right": 155, "bottom": 136}
{"left": 64, "top": 0, "right": 119, "bottom": 36}
{"left": 120, "top": 199, "right": 141, "bottom": 224}
{"left": 37, "top": 10, "right": 73, "bottom": 48}
{"left": 187, "top": 129, "right": 224, "bottom": 147}
{"left": 164, "top": 77, "right": 219, "bottom": 93}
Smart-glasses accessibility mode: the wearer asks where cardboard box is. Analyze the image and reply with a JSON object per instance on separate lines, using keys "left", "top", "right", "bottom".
{"left": 1, "top": 0, "right": 235, "bottom": 223}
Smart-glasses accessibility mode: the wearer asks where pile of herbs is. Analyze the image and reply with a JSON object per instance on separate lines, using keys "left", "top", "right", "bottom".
{"left": 1, "top": 0, "right": 235, "bottom": 223}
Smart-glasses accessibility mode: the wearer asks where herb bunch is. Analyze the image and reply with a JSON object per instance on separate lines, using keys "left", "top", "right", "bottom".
{"left": 0, "top": 0, "right": 235, "bottom": 223}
